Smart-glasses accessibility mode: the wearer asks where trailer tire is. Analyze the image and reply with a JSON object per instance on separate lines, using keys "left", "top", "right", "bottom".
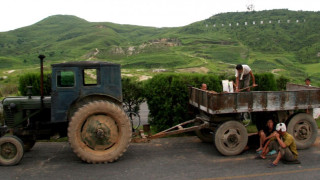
{"left": 214, "top": 121, "right": 248, "bottom": 156}
{"left": 0, "top": 135, "right": 24, "bottom": 166}
{"left": 287, "top": 113, "right": 318, "bottom": 149}
{"left": 68, "top": 101, "right": 132, "bottom": 163}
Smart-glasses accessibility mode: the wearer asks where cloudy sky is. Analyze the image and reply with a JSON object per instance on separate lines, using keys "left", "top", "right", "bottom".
{"left": 0, "top": 0, "right": 319, "bottom": 32}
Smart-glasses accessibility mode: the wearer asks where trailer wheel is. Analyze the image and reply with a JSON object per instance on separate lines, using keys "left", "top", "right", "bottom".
{"left": 68, "top": 101, "right": 132, "bottom": 163}
{"left": 213, "top": 121, "right": 248, "bottom": 156}
{"left": 0, "top": 135, "right": 24, "bottom": 166}
{"left": 287, "top": 113, "right": 318, "bottom": 149}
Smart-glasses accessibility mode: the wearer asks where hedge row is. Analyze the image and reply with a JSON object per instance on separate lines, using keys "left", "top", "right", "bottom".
{"left": 144, "top": 73, "right": 222, "bottom": 131}
{"left": 18, "top": 73, "right": 51, "bottom": 96}
{"left": 122, "top": 77, "right": 145, "bottom": 113}
{"left": 18, "top": 72, "right": 289, "bottom": 132}
{"left": 144, "top": 73, "right": 289, "bottom": 131}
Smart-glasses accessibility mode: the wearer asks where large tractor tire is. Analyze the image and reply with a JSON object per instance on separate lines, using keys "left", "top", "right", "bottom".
{"left": 68, "top": 101, "right": 132, "bottom": 163}
{"left": 287, "top": 113, "right": 318, "bottom": 149}
{"left": 213, "top": 121, "right": 248, "bottom": 156}
{"left": 0, "top": 135, "right": 24, "bottom": 166}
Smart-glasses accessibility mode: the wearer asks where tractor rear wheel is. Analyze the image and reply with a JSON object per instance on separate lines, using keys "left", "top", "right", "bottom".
{"left": 68, "top": 101, "right": 132, "bottom": 163}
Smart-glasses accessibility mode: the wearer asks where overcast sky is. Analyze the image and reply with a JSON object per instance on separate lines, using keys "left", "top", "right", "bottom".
{"left": 0, "top": 0, "right": 319, "bottom": 32}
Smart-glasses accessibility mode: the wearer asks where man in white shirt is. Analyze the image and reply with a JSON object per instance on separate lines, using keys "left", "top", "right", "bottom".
{"left": 235, "top": 64, "right": 257, "bottom": 92}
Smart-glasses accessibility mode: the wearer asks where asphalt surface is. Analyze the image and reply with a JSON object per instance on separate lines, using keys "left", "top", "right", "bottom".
{"left": 1, "top": 103, "right": 320, "bottom": 180}
{"left": 0, "top": 131, "right": 319, "bottom": 180}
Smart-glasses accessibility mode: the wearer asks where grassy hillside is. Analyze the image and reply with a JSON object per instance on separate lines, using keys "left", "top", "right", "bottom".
{"left": 0, "top": 9, "right": 320, "bottom": 87}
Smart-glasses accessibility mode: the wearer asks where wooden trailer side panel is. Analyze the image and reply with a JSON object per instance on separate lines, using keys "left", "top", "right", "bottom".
{"left": 189, "top": 87, "right": 320, "bottom": 115}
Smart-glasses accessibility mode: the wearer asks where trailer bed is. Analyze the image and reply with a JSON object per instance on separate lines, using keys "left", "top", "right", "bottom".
{"left": 189, "top": 87, "right": 320, "bottom": 115}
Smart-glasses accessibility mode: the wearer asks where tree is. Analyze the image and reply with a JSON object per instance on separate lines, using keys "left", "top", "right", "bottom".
{"left": 122, "top": 77, "right": 145, "bottom": 114}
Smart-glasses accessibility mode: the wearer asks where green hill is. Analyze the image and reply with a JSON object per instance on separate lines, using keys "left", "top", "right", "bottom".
{"left": 0, "top": 9, "right": 320, "bottom": 85}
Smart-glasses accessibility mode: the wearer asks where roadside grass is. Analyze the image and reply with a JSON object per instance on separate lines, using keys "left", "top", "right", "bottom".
{"left": 246, "top": 124, "right": 258, "bottom": 133}
{"left": 303, "top": 63, "right": 320, "bottom": 75}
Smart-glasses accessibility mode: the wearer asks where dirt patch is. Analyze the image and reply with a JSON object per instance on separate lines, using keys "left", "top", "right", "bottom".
{"left": 177, "top": 67, "right": 209, "bottom": 73}
{"left": 139, "top": 75, "right": 152, "bottom": 81}
{"left": 122, "top": 74, "right": 134, "bottom": 77}
{"left": 84, "top": 69, "right": 97, "bottom": 79}
{"left": 271, "top": 69, "right": 284, "bottom": 74}
{"left": 5, "top": 70, "right": 15, "bottom": 74}
{"left": 122, "top": 74, "right": 151, "bottom": 81}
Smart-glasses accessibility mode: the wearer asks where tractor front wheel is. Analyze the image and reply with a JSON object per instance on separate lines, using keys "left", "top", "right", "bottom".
{"left": 0, "top": 135, "right": 24, "bottom": 166}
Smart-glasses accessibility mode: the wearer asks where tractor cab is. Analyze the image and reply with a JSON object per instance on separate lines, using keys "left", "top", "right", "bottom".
{"left": 50, "top": 61, "right": 122, "bottom": 123}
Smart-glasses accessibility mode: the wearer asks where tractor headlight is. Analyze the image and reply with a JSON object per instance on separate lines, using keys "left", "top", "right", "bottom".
{"left": 9, "top": 103, "right": 16, "bottom": 109}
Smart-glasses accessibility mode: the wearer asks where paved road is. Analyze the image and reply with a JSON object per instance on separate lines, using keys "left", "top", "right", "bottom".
{"left": 1, "top": 103, "right": 320, "bottom": 179}
{"left": 1, "top": 132, "right": 319, "bottom": 180}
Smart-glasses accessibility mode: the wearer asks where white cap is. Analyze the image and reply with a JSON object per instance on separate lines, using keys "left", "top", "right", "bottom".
{"left": 276, "top": 123, "right": 286, "bottom": 132}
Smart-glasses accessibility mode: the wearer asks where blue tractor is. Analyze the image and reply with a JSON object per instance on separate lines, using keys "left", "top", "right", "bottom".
{"left": 0, "top": 55, "right": 132, "bottom": 165}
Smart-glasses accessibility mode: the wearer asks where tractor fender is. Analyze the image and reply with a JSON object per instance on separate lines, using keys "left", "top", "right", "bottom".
{"left": 67, "top": 94, "right": 122, "bottom": 121}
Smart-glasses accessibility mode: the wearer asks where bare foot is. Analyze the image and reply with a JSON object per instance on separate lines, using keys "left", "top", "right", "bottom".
{"left": 256, "top": 147, "right": 262, "bottom": 152}
{"left": 254, "top": 155, "right": 266, "bottom": 159}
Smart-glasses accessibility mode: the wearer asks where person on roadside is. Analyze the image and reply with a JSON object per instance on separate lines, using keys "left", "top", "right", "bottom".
{"left": 256, "top": 123, "right": 300, "bottom": 168}
{"left": 305, "top": 78, "right": 311, "bottom": 86}
{"left": 235, "top": 64, "right": 257, "bottom": 92}
{"left": 200, "top": 83, "right": 217, "bottom": 94}
{"left": 256, "top": 119, "right": 276, "bottom": 154}
{"left": 201, "top": 83, "right": 207, "bottom": 90}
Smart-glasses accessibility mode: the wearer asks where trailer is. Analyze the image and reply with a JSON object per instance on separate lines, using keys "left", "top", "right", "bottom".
{"left": 186, "top": 84, "right": 319, "bottom": 155}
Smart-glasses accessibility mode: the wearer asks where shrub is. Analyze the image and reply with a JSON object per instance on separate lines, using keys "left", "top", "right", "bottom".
{"left": 18, "top": 73, "right": 51, "bottom": 96}
{"left": 122, "top": 77, "right": 145, "bottom": 113}
{"left": 276, "top": 75, "right": 290, "bottom": 90}
{"left": 253, "top": 73, "right": 277, "bottom": 91}
{"left": 144, "top": 73, "right": 222, "bottom": 132}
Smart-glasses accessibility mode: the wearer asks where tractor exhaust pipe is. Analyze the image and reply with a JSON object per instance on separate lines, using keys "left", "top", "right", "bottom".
{"left": 38, "top": 55, "right": 46, "bottom": 107}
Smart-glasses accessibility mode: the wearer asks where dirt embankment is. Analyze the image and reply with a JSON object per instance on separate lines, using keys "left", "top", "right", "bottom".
{"left": 177, "top": 67, "right": 209, "bottom": 73}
